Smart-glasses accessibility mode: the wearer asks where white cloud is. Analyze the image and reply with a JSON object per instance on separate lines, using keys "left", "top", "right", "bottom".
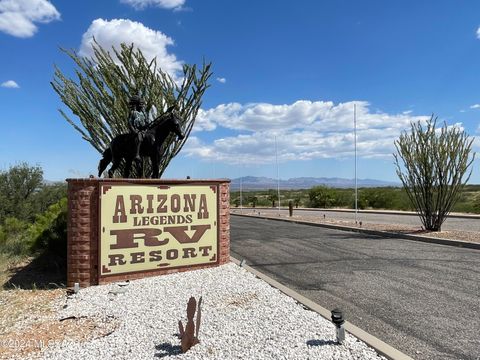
{"left": 1, "top": 80, "right": 19, "bottom": 88}
{"left": 216, "top": 77, "right": 226, "bottom": 84}
{"left": 470, "top": 104, "right": 480, "bottom": 109}
{"left": 193, "top": 109, "right": 218, "bottom": 132}
{"left": 477, "top": 27, "right": 480, "bottom": 39}
{"left": 0, "top": 0, "right": 60, "bottom": 38}
{"left": 79, "top": 18, "right": 183, "bottom": 79}
{"left": 185, "top": 100, "right": 430, "bottom": 164}
{"left": 120, "top": 0, "right": 185, "bottom": 10}
{"left": 194, "top": 100, "right": 417, "bottom": 132}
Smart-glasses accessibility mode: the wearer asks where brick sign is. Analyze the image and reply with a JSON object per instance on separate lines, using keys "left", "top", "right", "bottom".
{"left": 99, "top": 183, "right": 219, "bottom": 278}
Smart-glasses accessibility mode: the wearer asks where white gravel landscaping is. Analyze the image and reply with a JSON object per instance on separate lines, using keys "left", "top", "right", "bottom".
{"left": 41, "top": 263, "right": 386, "bottom": 360}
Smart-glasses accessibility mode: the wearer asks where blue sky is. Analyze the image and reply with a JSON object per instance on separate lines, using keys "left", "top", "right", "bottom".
{"left": 1, "top": 0, "right": 480, "bottom": 183}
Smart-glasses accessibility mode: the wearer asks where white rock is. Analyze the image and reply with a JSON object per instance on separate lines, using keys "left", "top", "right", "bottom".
{"left": 39, "top": 263, "right": 387, "bottom": 360}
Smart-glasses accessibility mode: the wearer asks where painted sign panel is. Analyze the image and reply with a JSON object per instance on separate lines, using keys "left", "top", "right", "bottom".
{"left": 99, "top": 184, "right": 218, "bottom": 277}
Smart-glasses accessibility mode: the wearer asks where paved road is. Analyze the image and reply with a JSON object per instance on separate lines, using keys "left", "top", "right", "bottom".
{"left": 230, "top": 215, "right": 480, "bottom": 360}
{"left": 240, "top": 208, "right": 480, "bottom": 232}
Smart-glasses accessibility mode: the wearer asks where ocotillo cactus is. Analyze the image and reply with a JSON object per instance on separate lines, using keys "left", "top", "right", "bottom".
{"left": 178, "top": 296, "right": 202, "bottom": 353}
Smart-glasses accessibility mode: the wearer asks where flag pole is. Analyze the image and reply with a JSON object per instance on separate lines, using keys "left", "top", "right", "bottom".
{"left": 275, "top": 135, "right": 281, "bottom": 215}
{"left": 354, "top": 103, "right": 358, "bottom": 224}
{"left": 240, "top": 173, "right": 243, "bottom": 213}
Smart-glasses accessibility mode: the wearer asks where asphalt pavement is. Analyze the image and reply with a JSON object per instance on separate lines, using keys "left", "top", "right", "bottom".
{"left": 230, "top": 215, "right": 480, "bottom": 360}
{"left": 249, "top": 208, "right": 480, "bottom": 232}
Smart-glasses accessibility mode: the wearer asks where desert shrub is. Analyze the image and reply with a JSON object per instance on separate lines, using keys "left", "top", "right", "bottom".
{"left": 0, "top": 163, "right": 67, "bottom": 224}
{"left": 0, "top": 217, "right": 30, "bottom": 256}
{"left": 247, "top": 196, "right": 258, "bottom": 207}
{"left": 394, "top": 116, "right": 475, "bottom": 230}
{"left": 357, "top": 188, "right": 396, "bottom": 209}
{"left": 29, "top": 198, "right": 67, "bottom": 258}
{"left": 308, "top": 186, "right": 339, "bottom": 208}
{"left": 255, "top": 196, "right": 271, "bottom": 207}
{"left": 0, "top": 198, "right": 67, "bottom": 259}
{"left": 52, "top": 41, "right": 212, "bottom": 178}
{"left": 353, "top": 193, "right": 368, "bottom": 210}
{"left": 267, "top": 189, "right": 278, "bottom": 207}
{"left": 30, "top": 183, "right": 67, "bottom": 216}
{"left": 0, "top": 163, "right": 43, "bottom": 223}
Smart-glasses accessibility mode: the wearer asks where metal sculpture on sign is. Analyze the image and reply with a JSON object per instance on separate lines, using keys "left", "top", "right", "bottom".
{"left": 98, "top": 102, "right": 185, "bottom": 179}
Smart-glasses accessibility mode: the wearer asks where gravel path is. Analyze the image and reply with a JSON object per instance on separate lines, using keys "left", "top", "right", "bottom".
{"left": 244, "top": 207, "right": 480, "bottom": 230}
{"left": 233, "top": 208, "right": 480, "bottom": 243}
{"left": 35, "top": 263, "right": 385, "bottom": 360}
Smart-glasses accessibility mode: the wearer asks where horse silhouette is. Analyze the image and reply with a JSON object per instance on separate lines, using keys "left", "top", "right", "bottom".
{"left": 98, "top": 108, "right": 185, "bottom": 178}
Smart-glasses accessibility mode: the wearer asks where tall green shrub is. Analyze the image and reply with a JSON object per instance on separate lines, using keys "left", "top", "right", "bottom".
{"left": 0, "top": 163, "right": 43, "bottom": 223}
{"left": 394, "top": 116, "right": 475, "bottom": 231}
{"left": 0, "top": 218, "right": 30, "bottom": 256}
{"left": 0, "top": 164, "right": 66, "bottom": 224}
{"left": 51, "top": 41, "right": 212, "bottom": 178}
{"left": 29, "top": 198, "right": 67, "bottom": 256}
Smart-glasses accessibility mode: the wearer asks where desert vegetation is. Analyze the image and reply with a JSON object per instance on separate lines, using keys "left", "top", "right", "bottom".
{"left": 0, "top": 163, "right": 67, "bottom": 288}
{"left": 52, "top": 41, "right": 212, "bottom": 178}
{"left": 230, "top": 184, "right": 480, "bottom": 214}
{"left": 394, "top": 116, "right": 475, "bottom": 230}
{"left": 232, "top": 116, "right": 478, "bottom": 232}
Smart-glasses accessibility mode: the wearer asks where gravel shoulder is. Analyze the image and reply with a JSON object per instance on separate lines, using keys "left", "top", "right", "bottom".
{"left": 1, "top": 263, "right": 387, "bottom": 360}
{"left": 231, "top": 208, "right": 480, "bottom": 244}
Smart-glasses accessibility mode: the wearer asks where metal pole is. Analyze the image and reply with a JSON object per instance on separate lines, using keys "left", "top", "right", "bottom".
{"left": 354, "top": 103, "right": 358, "bottom": 224}
{"left": 240, "top": 174, "right": 243, "bottom": 213}
{"left": 275, "top": 135, "right": 281, "bottom": 215}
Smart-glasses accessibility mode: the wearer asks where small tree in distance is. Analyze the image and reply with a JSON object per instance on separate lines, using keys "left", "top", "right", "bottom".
{"left": 248, "top": 196, "right": 258, "bottom": 208}
{"left": 267, "top": 189, "right": 278, "bottom": 207}
{"left": 394, "top": 115, "right": 475, "bottom": 231}
{"left": 308, "top": 186, "right": 337, "bottom": 208}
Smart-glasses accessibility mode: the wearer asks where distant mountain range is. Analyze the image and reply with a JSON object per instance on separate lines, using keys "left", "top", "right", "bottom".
{"left": 230, "top": 176, "right": 400, "bottom": 190}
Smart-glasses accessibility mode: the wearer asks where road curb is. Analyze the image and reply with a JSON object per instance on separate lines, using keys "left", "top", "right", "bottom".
{"left": 231, "top": 213, "right": 480, "bottom": 250}
{"left": 249, "top": 207, "right": 480, "bottom": 219}
{"left": 230, "top": 256, "right": 414, "bottom": 360}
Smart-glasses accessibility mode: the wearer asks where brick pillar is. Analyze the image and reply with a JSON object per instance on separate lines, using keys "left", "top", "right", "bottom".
{"left": 219, "top": 182, "right": 230, "bottom": 265}
{"left": 67, "top": 179, "right": 99, "bottom": 287}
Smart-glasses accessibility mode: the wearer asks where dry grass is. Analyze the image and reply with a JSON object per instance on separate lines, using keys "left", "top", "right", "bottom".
{"left": 0, "top": 254, "right": 26, "bottom": 290}
{"left": 0, "top": 256, "right": 117, "bottom": 359}
{"left": 224, "top": 292, "right": 259, "bottom": 308}
{"left": 0, "top": 288, "right": 64, "bottom": 359}
{"left": 0, "top": 289, "right": 63, "bottom": 334}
